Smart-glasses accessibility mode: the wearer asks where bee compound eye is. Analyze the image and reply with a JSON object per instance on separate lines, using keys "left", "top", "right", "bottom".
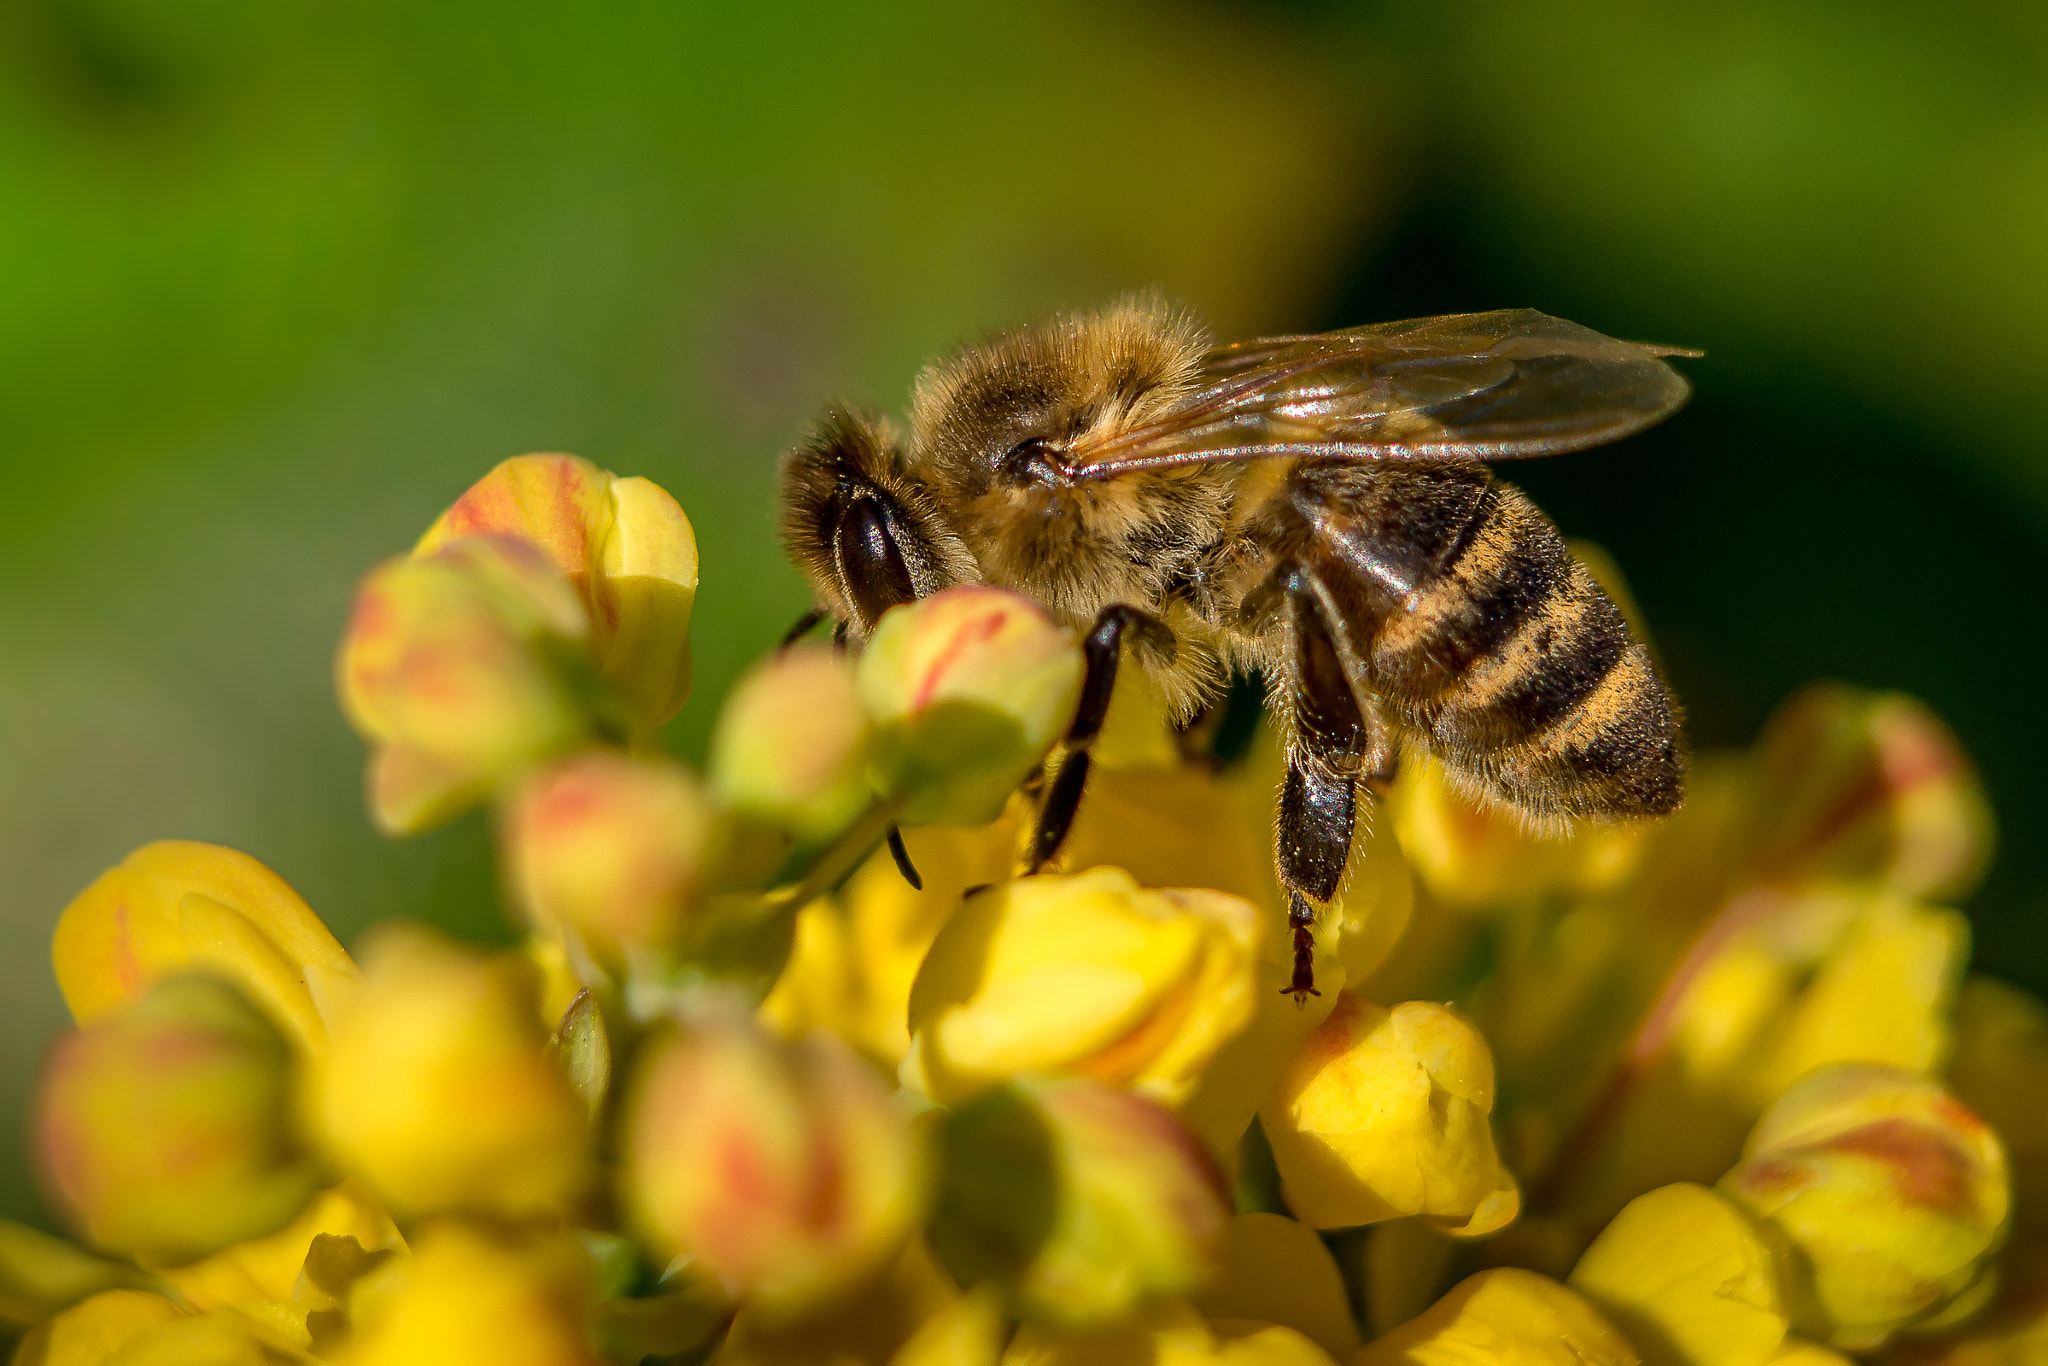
{"left": 834, "top": 497, "right": 919, "bottom": 631}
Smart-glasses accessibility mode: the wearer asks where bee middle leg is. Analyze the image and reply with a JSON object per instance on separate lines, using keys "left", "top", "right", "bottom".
{"left": 1026, "top": 604, "right": 1176, "bottom": 873}
{"left": 1267, "top": 565, "right": 1391, "bottom": 1002}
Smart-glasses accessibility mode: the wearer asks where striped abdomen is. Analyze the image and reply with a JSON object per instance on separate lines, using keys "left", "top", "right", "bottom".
{"left": 1268, "top": 460, "right": 1683, "bottom": 821}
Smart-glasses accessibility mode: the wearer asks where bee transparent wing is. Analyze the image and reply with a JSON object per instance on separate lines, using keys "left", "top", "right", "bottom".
{"left": 1066, "top": 309, "right": 1698, "bottom": 479}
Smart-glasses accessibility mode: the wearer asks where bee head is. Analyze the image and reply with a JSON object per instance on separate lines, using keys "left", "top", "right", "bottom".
{"left": 776, "top": 405, "right": 976, "bottom": 638}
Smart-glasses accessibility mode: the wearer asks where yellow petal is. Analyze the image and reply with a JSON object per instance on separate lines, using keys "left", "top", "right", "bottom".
{"left": 1568, "top": 1183, "right": 1787, "bottom": 1366}
{"left": 1192, "top": 1213, "right": 1362, "bottom": 1360}
{"left": 1352, "top": 1269, "right": 1640, "bottom": 1366}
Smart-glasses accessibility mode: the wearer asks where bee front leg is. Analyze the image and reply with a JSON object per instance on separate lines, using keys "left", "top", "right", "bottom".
{"left": 1026, "top": 604, "right": 1176, "bottom": 873}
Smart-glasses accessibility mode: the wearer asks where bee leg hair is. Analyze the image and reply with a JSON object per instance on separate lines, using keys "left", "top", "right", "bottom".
{"left": 1026, "top": 604, "right": 1175, "bottom": 874}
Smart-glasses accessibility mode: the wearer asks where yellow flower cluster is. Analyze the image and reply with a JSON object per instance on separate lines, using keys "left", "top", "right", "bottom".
{"left": 7, "top": 455, "right": 2040, "bottom": 1366}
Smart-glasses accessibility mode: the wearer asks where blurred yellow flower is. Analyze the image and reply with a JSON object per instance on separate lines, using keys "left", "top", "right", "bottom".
{"left": 1720, "top": 1063, "right": 2008, "bottom": 1349}
{"left": 338, "top": 535, "right": 598, "bottom": 834}
{"left": 1354, "top": 1268, "right": 1640, "bottom": 1366}
{"left": 416, "top": 452, "right": 699, "bottom": 734}
{"left": 930, "top": 1077, "right": 1229, "bottom": 1329}
{"left": 35, "top": 977, "right": 321, "bottom": 1267}
{"left": 857, "top": 586, "right": 1083, "bottom": 825}
{"left": 904, "top": 866, "right": 1260, "bottom": 1107}
{"left": 1749, "top": 683, "right": 1992, "bottom": 900}
{"left": 1568, "top": 1182, "right": 1787, "bottom": 1366}
{"left": 301, "top": 925, "right": 591, "bottom": 1221}
{"left": 711, "top": 644, "right": 875, "bottom": 846}
{"left": 503, "top": 749, "right": 717, "bottom": 964}
{"left": 621, "top": 1007, "right": 925, "bottom": 1322}
{"left": 333, "top": 1222, "right": 597, "bottom": 1366}
{"left": 716, "top": 1238, "right": 963, "bottom": 1366}
{"left": 51, "top": 841, "right": 359, "bottom": 1057}
{"left": 7, "top": 1289, "right": 183, "bottom": 1366}
{"left": 1261, "top": 995, "right": 1519, "bottom": 1234}
{"left": 1190, "top": 1213, "right": 1362, "bottom": 1361}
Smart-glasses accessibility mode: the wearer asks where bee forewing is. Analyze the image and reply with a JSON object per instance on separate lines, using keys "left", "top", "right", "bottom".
{"left": 1067, "top": 309, "right": 1698, "bottom": 478}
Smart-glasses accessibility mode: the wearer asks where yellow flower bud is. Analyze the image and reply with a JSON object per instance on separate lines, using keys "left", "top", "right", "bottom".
{"left": 417, "top": 453, "right": 699, "bottom": 732}
{"left": 905, "top": 867, "right": 1260, "bottom": 1107}
{"left": 35, "top": 977, "right": 320, "bottom": 1266}
{"left": 710, "top": 644, "right": 874, "bottom": 844}
{"left": 333, "top": 1223, "right": 598, "bottom": 1366}
{"left": 1568, "top": 1183, "right": 1788, "bottom": 1366}
{"left": 503, "top": 751, "right": 717, "bottom": 962}
{"left": 856, "top": 586, "right": 1083, "bottom": 825}
{"left": 1260, "top": 996, "right": 1519, "bottom": 1234}
{"left": 338, "top": 534, "right": 600, "bottom": 834}
{"left": 302, "top": 925, "right": 591, "bottom": 1221}
{"left": 1719, "top": 1063, "right": 2009, "bottom": 1349}
{"left": 929, "top": 1077, "right": 1229, "bottom": 1328}
{"left": 1750, "top": 683, "right": 1993, "bottom": 900}
{"left": 51, "top": 841, "right": 359, "bottom": 1057}
{"left": 1191, "top": 1213, "right": 1362, "bottom": 1361}
{"left": 890, "top": 1284, "right": 1006, "bottom": 1366}
{"left": 620, "top": 1009, "right": 925, "bottom": 1321}
{"left": 1354, "top": 1269, "right": 1640, "bottom": 1366}
{"left": 7, "top": 1289, "right": 184, "bottom": 1366}
{"left": 1004, "top": 1301, "right": 1340, "bottom": 1365}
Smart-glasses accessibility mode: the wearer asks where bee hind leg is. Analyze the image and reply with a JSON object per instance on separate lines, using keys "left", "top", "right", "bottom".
{"left": 1268, "top": 563, "right": 1389, "bottom": 1002}
{"left": 1026, "top": 604, "right": 1176, "bottom": 874}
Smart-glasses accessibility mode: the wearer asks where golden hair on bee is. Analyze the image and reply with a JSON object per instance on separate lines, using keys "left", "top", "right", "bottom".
{"left": 905, "top": 297, "right": 1238, "bottom": 646}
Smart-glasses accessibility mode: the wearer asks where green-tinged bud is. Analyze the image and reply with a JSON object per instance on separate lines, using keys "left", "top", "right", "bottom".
{"left": 338, "top": 535, "right": 597, "bottom": 834}
{"left": 1751, "top": 683, "right": 1993, "bottom": 900}
{"left": 34, "top": 976, "right": 319, "bottom": 1266}
{"left": 0, "top": 1221, "right": 156, "bottom": 1330}
{"left": 856, "top": 586, "right": 1083, "bottom": 825}
{"left": 334, "top": 1223, "right": 600, "bottom": 1366}
{"left": 904, "top": 867, "right": 1261, "bottom": 1108}
{"left": 7, "top": 1289, "right": 183, "bottom": 1366}
{"left": 1354, "top": 1269, "right": 1641, "bottom": 1366}
{"left": 1568, "top": 1183, "right": 1787, "bottom": 1366}
{"left": 301, "top": 925, "right": 592, "bottom": 1221}
{"left": 929, "top": 1076, "right": 1229, "bottom": 1329}
{"left": 1191, "top": 1212, "right": 1362, "bottom": 1361}
{"left": 710, "top": 644, "right": 874, "bottom": 844}
{"left": 1259, "top": 995, "right": 1519, "bottom": 1236}
{"left": 1718, "top": 1063, "right": 2008, "bottom": 1349}
{"left": 504, "top": 751, "right": 717, "bottom": 963}
{"left": 417, "top": 453, "right": 699, "bottom": 733}
{"left": 620, "top": 1007, "right": 925, "bottom": 1322}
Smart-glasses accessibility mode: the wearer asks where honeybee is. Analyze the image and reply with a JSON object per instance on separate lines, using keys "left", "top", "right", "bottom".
{"left": 779, "top": 299, "right": 1695, "bottom": 999}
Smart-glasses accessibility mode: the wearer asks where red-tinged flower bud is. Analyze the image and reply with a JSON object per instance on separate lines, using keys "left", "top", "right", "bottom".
{"left": 710, "top": 644, "right": 874, "bottom": 844}
{"left": 856, "top": 586, "right": 1083, "bottom": 825}
{"left": 504, "top": 751, "right": 718, "bottom": 963}
{"left": 1751, "top": 683, "right": 1993, "bottom": 900}
{"left": 418, "top": 454, "right": 700, "bottom": 733}
{"left": 34, "top": 976, "right": 321, "bottom": 1266}
{"left": 620, "top": 1007, "right": 926, "bottom": 1322}
{"left": 338, "top": 535, "right": 598, "bottom": 834}
{"left": 1719, "top": 1063, "right": 2009, "bottom": 1349}
{"left": 928, "top": 1076, "right": 1230, "bottom": 1329}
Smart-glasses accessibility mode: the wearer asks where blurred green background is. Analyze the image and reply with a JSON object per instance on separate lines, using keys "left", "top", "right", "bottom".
{"left": 2, "top": 0, "right": 2044, "bottom": 1226}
